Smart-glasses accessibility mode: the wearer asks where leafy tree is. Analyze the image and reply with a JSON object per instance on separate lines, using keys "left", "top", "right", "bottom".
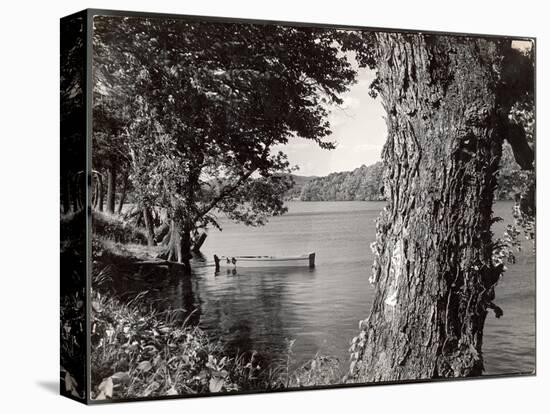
{"left": 93, "top": 17, "right": 357, "bottom": 271}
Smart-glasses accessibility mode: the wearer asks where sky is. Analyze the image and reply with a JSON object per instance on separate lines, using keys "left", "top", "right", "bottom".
{"left": 274, "top": 67, "right": 387, "bottom": 177}
{"left": 275, "top": 39, "right": 533, "bottom": 178}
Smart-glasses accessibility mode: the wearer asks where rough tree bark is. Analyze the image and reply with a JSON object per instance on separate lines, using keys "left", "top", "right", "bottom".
{"left": 106, "top": 164, "right": 117, "bottom": 214}
{"left": 350, "top": 34, "right": 514, "bottom": 381}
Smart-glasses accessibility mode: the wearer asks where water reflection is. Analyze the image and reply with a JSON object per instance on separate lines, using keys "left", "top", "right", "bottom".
{"left": 200, "top": 266, "right": 318, "bottom": 360}
{"left": 104, "top": 258, "right": 320, "bottom": 363}
{"left": 106, "top": 260, "right": 203, "bottom": 326}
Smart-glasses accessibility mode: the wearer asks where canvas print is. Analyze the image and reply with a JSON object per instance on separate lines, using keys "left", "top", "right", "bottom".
{"left": 60, "top": 9, "right": 535, "bottom": 403}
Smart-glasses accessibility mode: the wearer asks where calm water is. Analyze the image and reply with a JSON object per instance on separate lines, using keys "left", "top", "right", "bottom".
{"left": 109, "top": 201, "right": 535, "bottom": 376}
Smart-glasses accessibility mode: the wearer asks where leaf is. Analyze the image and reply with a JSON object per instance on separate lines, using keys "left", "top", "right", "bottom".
{"left": 166, "top": 387, "right": 178, "bottom": 396}
{"left": 98, "top": 377, "right": 113, "bottom": 399}
{"left": 209, "top": 377, "right": 224, "bottom": 393}
{"left": 111, "top": 371, "right": 131, "bottom": 386}
{"left": 153, "top": 354, "right": 161, "bottom": 366}
{"left": 137, "top": 360, "right": 152, "bottom": 372}
{"left": 142, "top": 381, "right": 160, "bottom": 397}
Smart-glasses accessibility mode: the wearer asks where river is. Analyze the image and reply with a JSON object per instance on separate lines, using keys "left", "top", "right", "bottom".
{"left": 108, "top": 201, "right": 535, "bottom": 376}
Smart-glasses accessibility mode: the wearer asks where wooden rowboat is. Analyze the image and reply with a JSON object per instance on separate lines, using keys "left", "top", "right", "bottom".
{"left": 214, "top": 252, "right": 315, "bottom": 269}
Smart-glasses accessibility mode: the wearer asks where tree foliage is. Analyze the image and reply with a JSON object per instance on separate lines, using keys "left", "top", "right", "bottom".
{"left": 300, "top": 162, "right": 384, "bottom": 201}
{"left": 92, "top": 17, "right": 358, "bottom": 265}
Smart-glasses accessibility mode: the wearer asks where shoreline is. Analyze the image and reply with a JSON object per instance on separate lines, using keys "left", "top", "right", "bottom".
{"left": 88, "top": 235, "right": 346, "bottom": 400}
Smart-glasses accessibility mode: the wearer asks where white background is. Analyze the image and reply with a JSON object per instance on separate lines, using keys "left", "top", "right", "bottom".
{"left": 0, "top": 0, "right": 547, "bottom": 412}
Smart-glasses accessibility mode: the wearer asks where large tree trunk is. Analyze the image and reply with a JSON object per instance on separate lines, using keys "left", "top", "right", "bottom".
{"left": 351, "top": 34, "right": 509, "bottom": 382}
{"left": 106, "top": 164, "right": 117, "bottom": 214}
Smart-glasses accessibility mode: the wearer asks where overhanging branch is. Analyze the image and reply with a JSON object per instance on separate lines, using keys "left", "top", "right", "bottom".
{"left": 503, "top": 120, "right": 534, "bottom": 170}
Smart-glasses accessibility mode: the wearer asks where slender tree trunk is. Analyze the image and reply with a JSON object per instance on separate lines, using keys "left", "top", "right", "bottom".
{"left": 117, "top": 174, "right": 128, "bottom": 215}
{"left": 192, "top": 232, "right": 207, "bottom": 252}
{"left": 166, "top": 220, "right": 182, "bottom": 262}
{"left": 181, "top": 222, "right": 192, "bottom": 264}
{"left": 97, "top": 173, "right": 104, "bottom": 212}
{"left": 351, "top": 34, "right": 509, "bottom": 381}
{"left": 142, "top": 207, "right": 156, "bottom": 247}
{"left": 106, "top": 164, "right": 117, "bottom": 214}
{"left": 92, "top": 178, "right": 98, "bottom": 209}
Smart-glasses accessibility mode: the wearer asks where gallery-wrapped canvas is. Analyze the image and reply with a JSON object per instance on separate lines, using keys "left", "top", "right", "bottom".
{"left": 60, "top": 8, "right": 536, "bottom": 404}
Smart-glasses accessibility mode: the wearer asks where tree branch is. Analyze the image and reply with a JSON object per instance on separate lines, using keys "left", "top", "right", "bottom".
{"left": 195, "top": 139, "right": 275, "bottom": 220}
{"left": 503, "top": 120, "right": 534, "bottom": 170}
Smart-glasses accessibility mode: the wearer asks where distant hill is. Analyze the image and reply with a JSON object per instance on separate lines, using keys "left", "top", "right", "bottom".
{"left": 289, "top": 148, "right": 525, "bottom": 202}
{"left": 285, "top": 175, "right": 318, "bottom": 200}
{"left": 299, "top": 162, "right": 385, "bottom": 201}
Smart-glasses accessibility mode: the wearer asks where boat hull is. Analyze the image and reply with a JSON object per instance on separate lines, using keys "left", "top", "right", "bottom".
{"left": 215, "top": 253, "right": 315, "bottom": 269}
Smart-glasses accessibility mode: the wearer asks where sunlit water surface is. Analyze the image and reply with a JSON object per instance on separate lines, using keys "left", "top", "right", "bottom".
{"left": 108, "top": 201, "right": 535, "bottom": 376}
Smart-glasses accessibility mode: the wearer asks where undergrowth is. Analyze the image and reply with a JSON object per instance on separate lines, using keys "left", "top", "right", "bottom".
{"left": 63, "top": 211, "right": 345, "bottom": 400}
{"left": 90, "top": 285, "right": 344, "bottom": 400}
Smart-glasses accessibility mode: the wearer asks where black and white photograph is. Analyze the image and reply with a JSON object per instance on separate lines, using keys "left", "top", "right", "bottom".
{"left": 59, "top": 7, "right": 536, "bottom": 404}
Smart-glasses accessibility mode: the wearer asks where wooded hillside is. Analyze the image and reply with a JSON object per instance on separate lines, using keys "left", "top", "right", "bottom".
{"left": 299, "top": 162, "right": 384, "bottom": 201}
{"left": 295, "top": 152, "right": 527, "bottom": 202}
